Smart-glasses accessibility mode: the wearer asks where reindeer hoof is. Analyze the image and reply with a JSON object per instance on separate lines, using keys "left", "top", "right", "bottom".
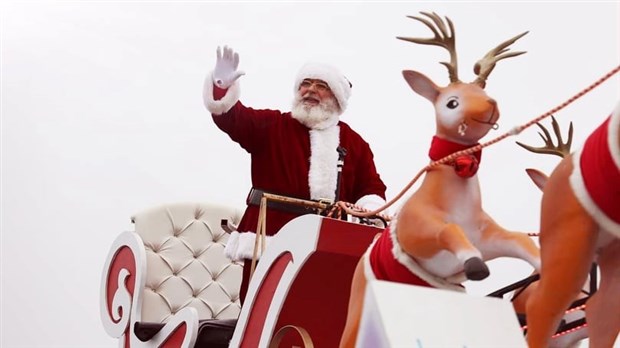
{"left": 464, "top": 257, "right": 489, "bottom": 280}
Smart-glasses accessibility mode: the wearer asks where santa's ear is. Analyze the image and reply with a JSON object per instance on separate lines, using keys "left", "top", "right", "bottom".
{"left": 402, "top": 70, "right": 440, "bottom": 102}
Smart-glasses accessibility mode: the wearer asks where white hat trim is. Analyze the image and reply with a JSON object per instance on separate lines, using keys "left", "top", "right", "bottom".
{"left": 294, "top": 62, "right": 351, "bottom": 113}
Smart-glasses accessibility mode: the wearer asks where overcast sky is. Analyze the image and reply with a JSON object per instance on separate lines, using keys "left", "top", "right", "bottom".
{"left": 2, "top": 2, "right": 619, "bottom": 347}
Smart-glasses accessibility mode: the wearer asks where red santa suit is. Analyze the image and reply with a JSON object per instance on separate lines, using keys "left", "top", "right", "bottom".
{"left": 570, "top": 103, "right": 620, "bottom": 237}
{"left": 203, "top": 63, "right": 387, "bottom": 302}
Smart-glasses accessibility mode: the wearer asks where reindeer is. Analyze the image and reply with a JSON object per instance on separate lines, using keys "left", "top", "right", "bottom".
{"left": 339, "top": 12, "right": 541, "bottom": 347}
{"left": 511, "top": 117, "right": 591, "bottom": 348}
{"left": 524, "top": 104, "right": 620, "bottom": 348}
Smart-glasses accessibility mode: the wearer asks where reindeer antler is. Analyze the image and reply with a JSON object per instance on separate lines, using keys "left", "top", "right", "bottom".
{"left": 473, "top": 31, "right": 528, "bottom": 88}
{"left": 397, "top": 12, "right": 460, "bottom": 83}
{"left": 516, "top": 116, "right": 574, "bottom": 158}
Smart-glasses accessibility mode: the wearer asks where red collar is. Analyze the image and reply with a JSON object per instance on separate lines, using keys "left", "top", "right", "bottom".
{"left": 428, "top": 136, "right": 482, "bottom": 178}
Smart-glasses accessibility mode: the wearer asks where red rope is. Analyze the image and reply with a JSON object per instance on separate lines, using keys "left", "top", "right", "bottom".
{"left": 520, "top": 303, "right": 587, "bottom": 338}
{"left": 340, "top": 65, "right": 620, "bottom": 218}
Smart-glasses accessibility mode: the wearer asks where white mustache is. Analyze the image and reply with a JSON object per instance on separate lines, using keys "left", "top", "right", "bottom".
{"left": 291, "top": 93, "right": 339, "bottom": 129}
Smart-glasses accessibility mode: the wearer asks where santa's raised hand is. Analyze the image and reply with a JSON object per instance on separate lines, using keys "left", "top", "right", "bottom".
{"left": 213, "top": 45, "right": 245, "bottom": 89}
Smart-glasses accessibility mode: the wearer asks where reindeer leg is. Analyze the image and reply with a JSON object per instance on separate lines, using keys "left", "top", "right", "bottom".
{"left": 586, "top": 239, "right": 620, "bottom": 348}
{"left": 339, "top": 257, "right": 368, "bottom": 348}
{"left": 525, "top": 220, "right": 596, "bottom": 348}
{"left": 439, "top": 223, "right": 491, "bottom": 280}
{"left": 478, "top": 217, "right": 541, "bottom": 271}
{"left": 477, "top": 224, "right": 541, "bottom": 315}
{"left": 399, "top": 218, "right": 488, "bottom": 280}
{"left": 526, "top": 160, "right": 598, "bottom": 348}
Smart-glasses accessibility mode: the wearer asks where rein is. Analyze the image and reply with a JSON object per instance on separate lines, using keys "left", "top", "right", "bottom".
{"left": 338, "top": 64, "right": 620, "bottom": 218}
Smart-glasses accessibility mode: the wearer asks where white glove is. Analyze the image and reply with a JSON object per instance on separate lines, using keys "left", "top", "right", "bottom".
{"left": 213, "top": 45, "right": 245, "bottom": 89}
{"left": 352, "top": 194, "right": 389, "bottom": 228}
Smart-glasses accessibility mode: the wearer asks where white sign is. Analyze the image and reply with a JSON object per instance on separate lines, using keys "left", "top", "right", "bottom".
{"left": 357, "top": 280, "right": 526, "bottom": 347}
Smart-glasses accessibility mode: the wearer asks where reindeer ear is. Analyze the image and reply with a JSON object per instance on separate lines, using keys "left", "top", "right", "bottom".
{"left": 525, "top": 168, "right": 548, "bottom": 191}
{"left": 402, "top": 70, "right": 440, "bottom": 102}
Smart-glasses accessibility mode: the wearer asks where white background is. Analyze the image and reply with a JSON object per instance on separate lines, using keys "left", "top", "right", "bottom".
{"left": 2, "top": 2, "right": 619, "bottom": 347}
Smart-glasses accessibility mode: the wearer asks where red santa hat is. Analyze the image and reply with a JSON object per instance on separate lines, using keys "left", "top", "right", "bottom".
{"left": 294, "top": 62, "right": 352, "bottom": 112}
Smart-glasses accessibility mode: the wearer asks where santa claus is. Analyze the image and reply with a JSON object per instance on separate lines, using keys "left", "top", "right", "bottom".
{"left": 203, "top": 46, "right": 387, "bottom": 302}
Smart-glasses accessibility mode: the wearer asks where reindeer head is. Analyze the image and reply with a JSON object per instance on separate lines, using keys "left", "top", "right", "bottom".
{"left": 399, "top": 12, "right": 527, "bottom": 145}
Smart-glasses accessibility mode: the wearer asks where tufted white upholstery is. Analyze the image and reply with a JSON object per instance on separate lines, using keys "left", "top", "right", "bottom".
{"left": 101, "top": 202, "right": 244, "bottom": 347}
{"left": 132, "top": 203, "right": 244, "bottom": 323}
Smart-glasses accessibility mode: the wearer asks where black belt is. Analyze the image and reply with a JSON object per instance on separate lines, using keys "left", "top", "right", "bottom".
{"left": 246, "top": 188, "right": 319, "bottom": 216}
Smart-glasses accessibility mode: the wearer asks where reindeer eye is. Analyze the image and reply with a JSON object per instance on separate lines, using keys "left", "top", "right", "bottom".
{"left": 446, "top": 98, "right": 459, "bottom": 109}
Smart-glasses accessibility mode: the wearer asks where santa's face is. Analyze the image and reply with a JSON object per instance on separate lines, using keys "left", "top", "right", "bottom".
{"left": 298, "top": 79, "right": 334, "bottom": 106}
{"left": 291, "top": 79, "right": 341, "bottom": 129}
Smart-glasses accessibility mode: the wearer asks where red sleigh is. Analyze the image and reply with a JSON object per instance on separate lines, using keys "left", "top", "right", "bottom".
{"left": 100, "top": 200, "right": 601, "bottom": 347}
{"left": 100, "top": 202, "right": 380, "bottom": 347}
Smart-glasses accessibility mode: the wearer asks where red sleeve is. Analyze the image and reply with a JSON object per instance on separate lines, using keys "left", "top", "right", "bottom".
{"left": 352, "top": 141, "right": 387, "bottom": 201}
{"left": 210, "top": 85, "right": 281, "bottom": 153}
{"left": 213, "top": 85, "right": 228, "bottom": 100}
{"left": 339, "top": 124, "right": 387, "bottom": 202}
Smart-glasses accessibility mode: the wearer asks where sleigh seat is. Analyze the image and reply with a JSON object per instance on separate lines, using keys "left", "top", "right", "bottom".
{"left": 100, "top": 202, "right": 243, "bottom": 347}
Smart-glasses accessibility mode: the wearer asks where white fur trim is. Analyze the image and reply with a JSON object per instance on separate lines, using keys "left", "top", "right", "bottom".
{"left": 224, "top": 231, "right": 240, "bottom": 260}
{"left": 609, "top": 101, "right": 620, "bottom": 169}
{"left": 224, "top": 231, "right": 272, "bottom": 261}
{"left": 308, "top": 126, "right": 340, "bottom": 201}
{"left": 389, "top": 219, "right": 466, "bottom": 292}
{"left": 294, "top": 62, "right": 352, "bottom": 113}
{"left": 570, "top": 149, "right": 620, "bottom": 237}
{"left": 314, "top": 114, "right": 339, "bottom": 130}
{"left": 202, "top": 71, "right": 241, "bottom": 115}
{"left": 362, "top": 237, "right": 379, "bottom": 281}
{"left": 355, "top": 194, "right": 387, "bottom": 213}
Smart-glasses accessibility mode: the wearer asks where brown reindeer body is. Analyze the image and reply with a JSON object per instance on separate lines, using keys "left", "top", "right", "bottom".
{"left": 401, "top": 164, "right": 487, "bottom": 279}
{"left": 398, "top": 162, "right": 539, "bottom": 279}
{"left": 510, "top": 118, "right": 591, "bottom": 348}
{"left": 526, "top": 105, "right": 620, "bottom": 348}
{"left": 339, "top": 13, "right": 541, "bottom": 347}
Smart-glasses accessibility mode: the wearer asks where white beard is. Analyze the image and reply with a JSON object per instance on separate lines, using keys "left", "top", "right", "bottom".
{"left": 291, "top": 94, "right": 340, "bottom": 130}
